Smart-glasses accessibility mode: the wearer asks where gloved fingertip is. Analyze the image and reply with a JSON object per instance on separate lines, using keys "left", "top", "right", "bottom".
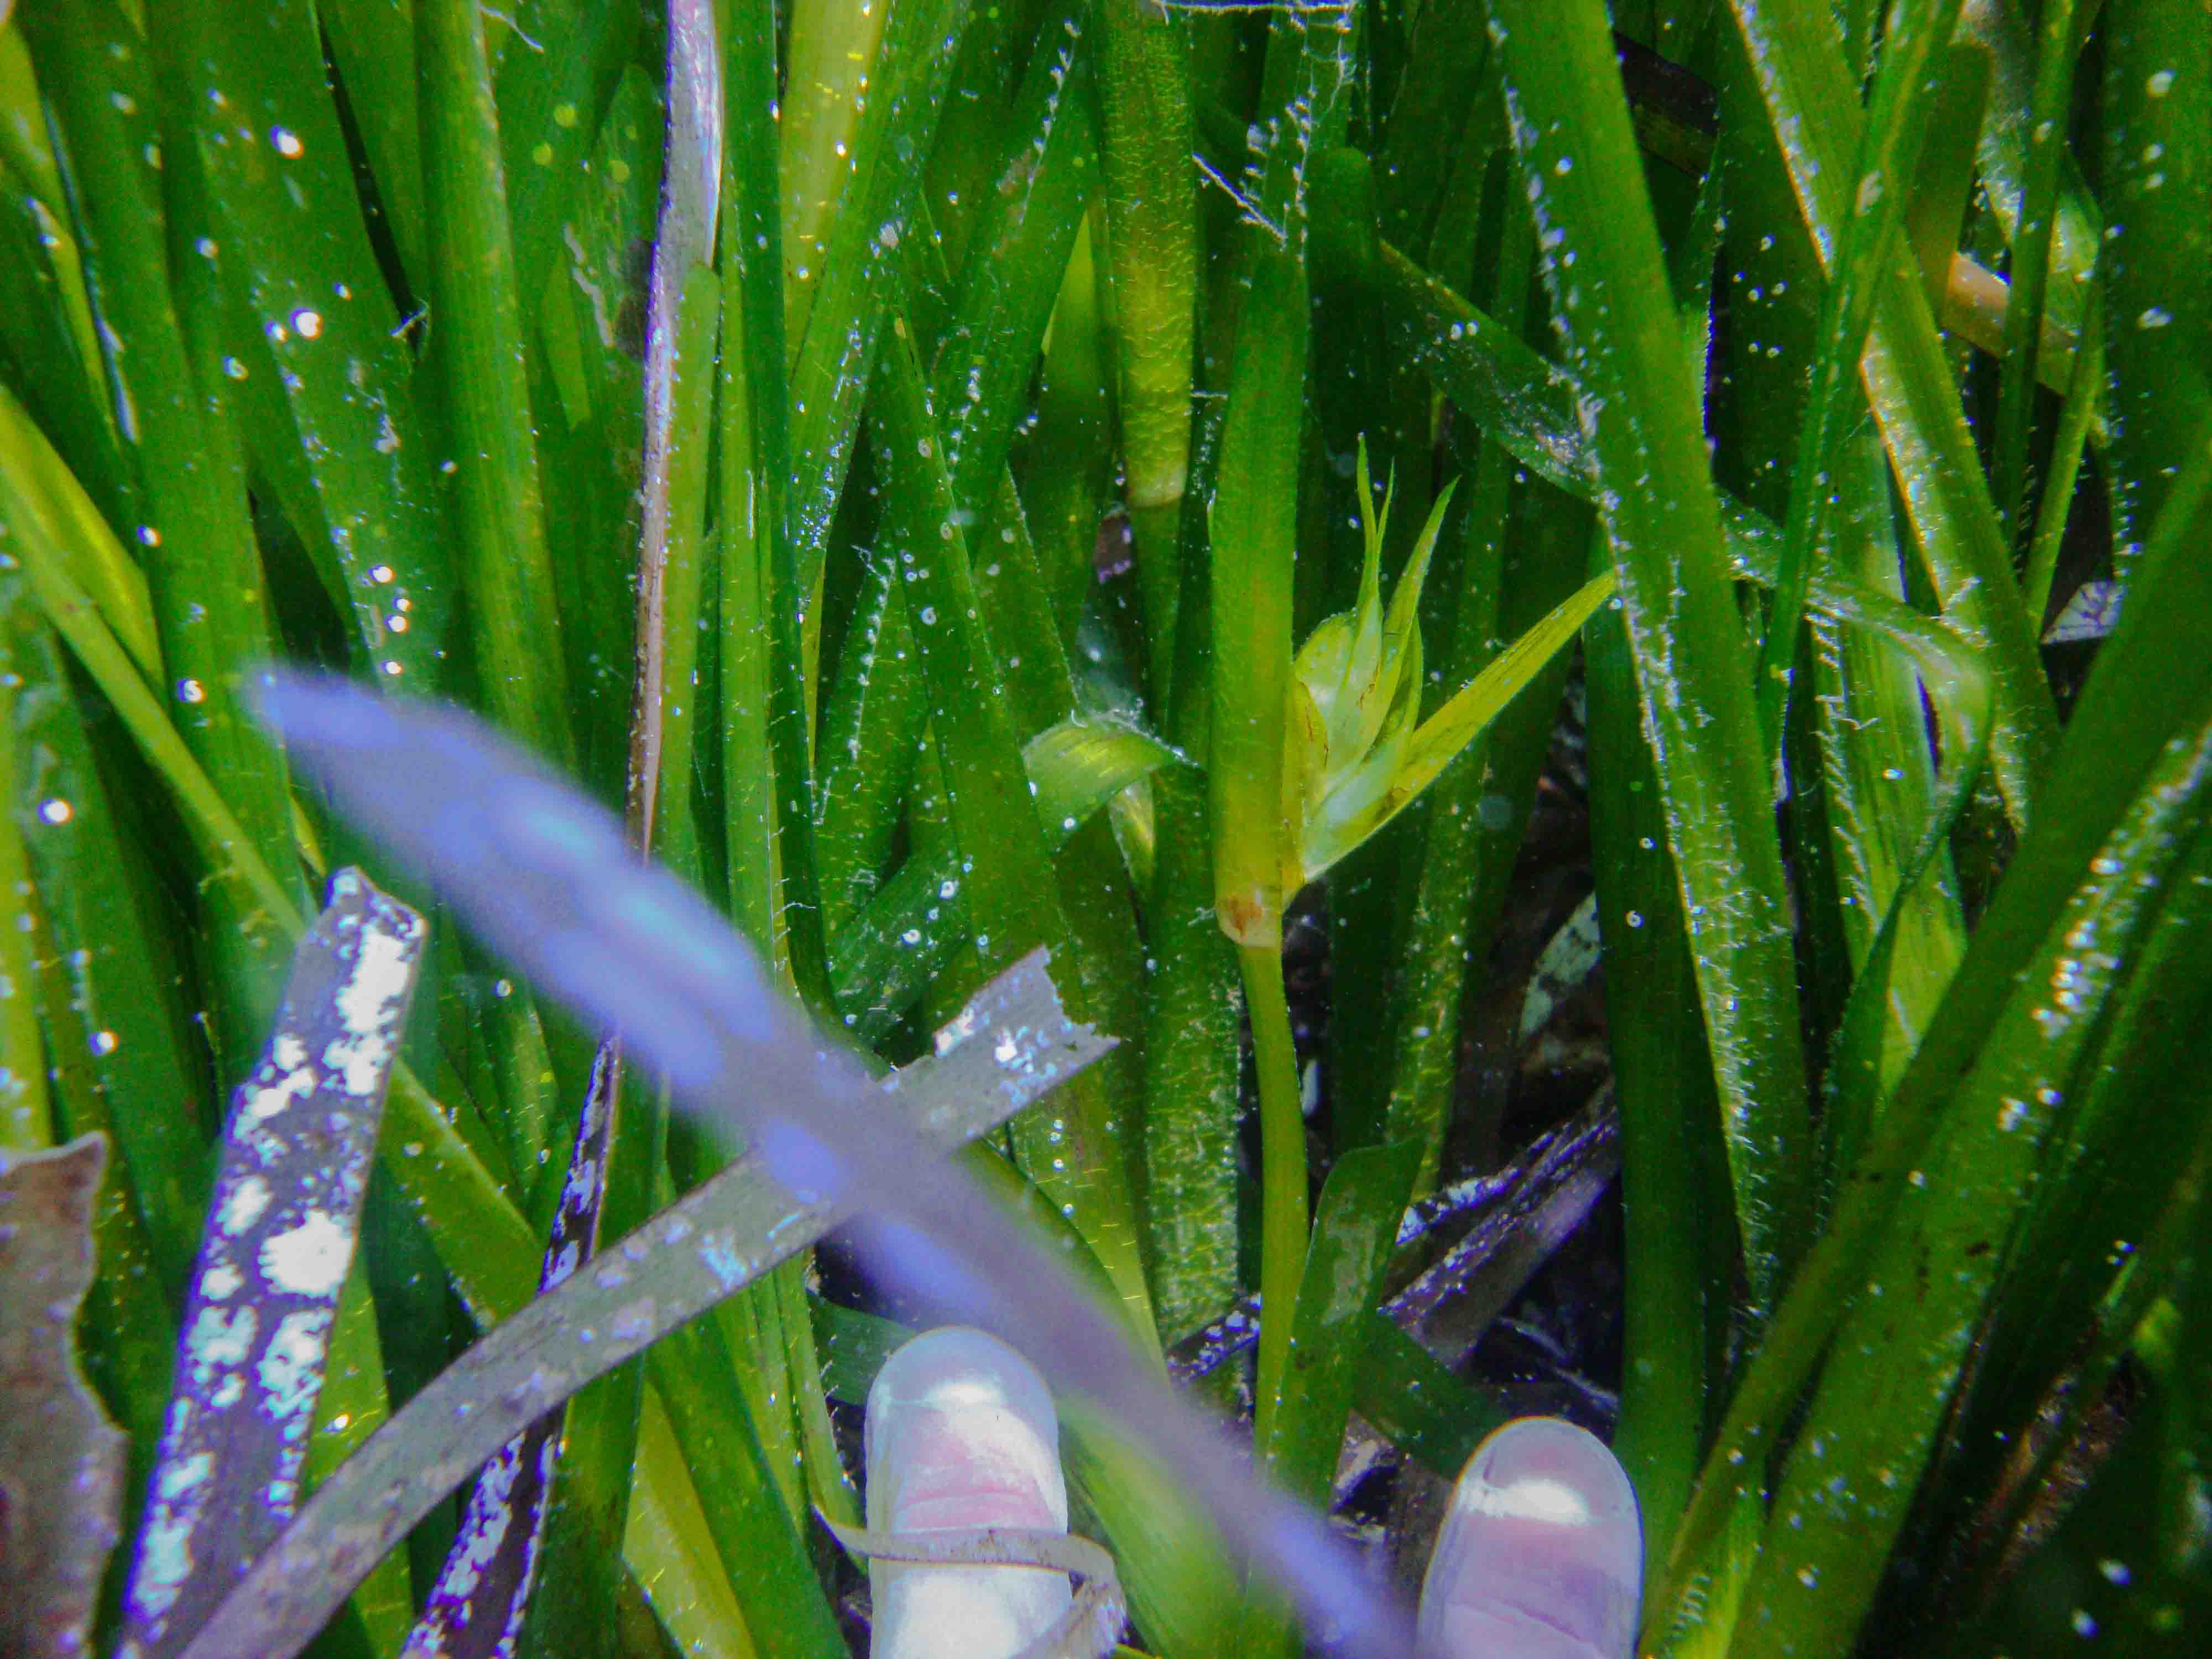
{"left": 864, "top": 1326, "right": 1070, "bottom": 1659}
{"left": 1417, "top": 1417, "right": 1642, "bottom": 1659}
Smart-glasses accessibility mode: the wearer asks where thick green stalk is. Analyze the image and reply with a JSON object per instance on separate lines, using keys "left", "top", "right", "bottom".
{"left": 1140, "top": 764, "right": 1243, "bottom": 1342}
{"left": 1209, "top": 3, "right": 1354, "bottom": 948}
{"left": 1207, "top": 240, "right": 1298, "bottom": 898}
{"left": 1205, "top": 7, "right": 1354, "bottom": 1493}
{"left": 1241, "top": 941, "right": 1305, "bottom": 1461}
{"left": 1140, "top": 400, "right": 1243, "bottom": 1347}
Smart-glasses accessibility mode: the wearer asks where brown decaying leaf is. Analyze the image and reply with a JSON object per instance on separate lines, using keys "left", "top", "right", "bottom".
{"left": 0, "top": 1133, "right": 127, "bottom": 1659}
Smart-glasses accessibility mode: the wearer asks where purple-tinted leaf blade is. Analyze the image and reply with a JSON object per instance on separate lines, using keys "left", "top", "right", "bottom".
{"left": 0, "top": 1133, "right": 127, "bottom": 1659}
{"left": 119, "top": 869, "right": 425, "bottom": 1659}
{"left": 400, "top": 1047, "right": 625, "bottom": 1659}
{"left": 170, "top": 953, "right": 1112, "bottom": 1659}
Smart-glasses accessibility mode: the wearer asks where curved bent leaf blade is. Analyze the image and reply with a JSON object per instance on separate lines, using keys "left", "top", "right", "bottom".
{"left": 120, "top": 870, "right": 425, "bottom": 1659}
{"left": 1269, "top": 1141, "right": 1423, "bottom": 1512}
{"left": 1022, "top": 716, "right": 1184, "bottom": 851}
{"left": 0, "top": 1134, "right": 127, "bottom": 1659}
{"left": 170, "top": 952, "right": 1112, "bottom": 1659}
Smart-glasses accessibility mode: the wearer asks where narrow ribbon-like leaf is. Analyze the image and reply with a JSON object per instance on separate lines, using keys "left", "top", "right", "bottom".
{"left": 121, "top": 869, "right": 425, "bottom": 1659}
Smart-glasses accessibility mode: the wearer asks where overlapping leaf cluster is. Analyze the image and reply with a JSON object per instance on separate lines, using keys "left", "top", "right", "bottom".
{"left": 1, "top": 0, "right": 2208, "bottom": 1655}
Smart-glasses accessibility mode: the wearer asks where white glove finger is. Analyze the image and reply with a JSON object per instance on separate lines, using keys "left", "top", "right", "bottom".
{"left": 865, "top": 1327, "right": 1073, "bottom": 1659}
{"left": 1417, "top": 1417, "right": 1643, "bottom": 1659}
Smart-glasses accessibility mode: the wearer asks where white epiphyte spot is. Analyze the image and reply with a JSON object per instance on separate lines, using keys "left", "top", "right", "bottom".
{"left": 335, "top": 926, "right": 414, "bottom": 1036}
{"left": 36, "top": 799, "right": 72, "bottom": 825}
{"left": 245, "top": 1062, "right": 316, "bottom": 1120}
{"left": 259, "top": 1209, "right": 353, "bottom": 1297}
{"left": 186, "top": 1303, "right": 259, "bottom": 1373}
{"left": 549, "top": 1240, "right": 582, "bottom": 1286}
{"left": 292, "top": 308, "right": 324, "bottom": 340}
{"left": 439, "top": 1449, "right": 523, "bottom": 1600}
{"left": 320, "top": 943, "right": 411, "bottom": 1094}
{"left": 257, "top": 1310, "right": 330, "bottom": 1427}
{"left": 200, "top": 1262, "right": 245, "bottom": 1302}
{"left": 159, "top": 1450, "right": 215, "bottom": 1500}
{"left": 221, "top": 1175, "right": 273, "bottom": 1235}
{"left": 270, "top": 126, "right": 304, "bottom": 157}
{"left": 129, "top": 1506, "right": 197, "bottom": 1623}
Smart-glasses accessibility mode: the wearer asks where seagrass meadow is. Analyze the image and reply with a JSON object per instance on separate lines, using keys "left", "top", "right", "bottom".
{"left": 0, "top": 0, "right": 2208, "bottom": 1654}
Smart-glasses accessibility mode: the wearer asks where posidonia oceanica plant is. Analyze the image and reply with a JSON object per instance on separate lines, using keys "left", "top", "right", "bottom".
{"left": 3, "top": 0, "right": 2210, "bottom": 1655}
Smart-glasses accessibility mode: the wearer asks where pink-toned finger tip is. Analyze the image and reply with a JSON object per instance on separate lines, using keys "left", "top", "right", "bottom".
{"left": 1417, "top": 1418, "right": 1642, "bottom": 1659}
{"left": 864, "top": 1327, "right": 1070, "bottom": 1659}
